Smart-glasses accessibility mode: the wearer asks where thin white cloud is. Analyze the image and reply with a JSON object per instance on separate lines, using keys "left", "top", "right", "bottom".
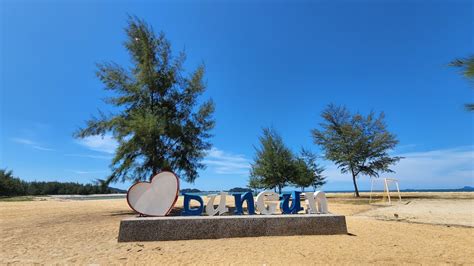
{"left": 392, "top": 146, "right": 474, "bottom": 188}
{"left": 76, "top": 134, "right": 118, "bottom": 154}
{"left": 11, "top": 138, "right": 55, "bottom": 151}
{"left": 203, "top": 147, "right": 251, "bottom": 175}
{"left": 64, "top": 153, "right": 112, "bottom": 160}
{"left": 32, "top": 145, "right": 55, "bottom": 151}
{"left": 321, "top": 146, "right": 474, "bottom": 188}
{"left": 68, "top": 169, "right": 108, "bottom": 175}
{"left": 11, "top": 138, "right": 36, "bottom": 145}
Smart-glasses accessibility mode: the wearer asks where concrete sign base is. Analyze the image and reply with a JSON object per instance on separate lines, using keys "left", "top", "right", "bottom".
{"left": 118, "top": 214, "right": 348, "bottom": 242}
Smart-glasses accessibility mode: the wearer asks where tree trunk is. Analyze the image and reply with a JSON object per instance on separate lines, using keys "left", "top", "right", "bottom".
{"left": 351, "top": 171, "right": 360, "bottom": 197}
{"left": 278, "top": 184, "right": 282, "bottom": 194}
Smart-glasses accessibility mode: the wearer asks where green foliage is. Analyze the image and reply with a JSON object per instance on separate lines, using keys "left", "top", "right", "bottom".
{"left": 247, "top": 175, "right": 265, "bottom": 192}
{"left": 0, "top": 169, "right": 28, "bottom": 196}
{"left": 0, "top": 169, "right": 115, "bottom": 197}
{"left": 180, "top": 188, "right": 201, "bottom": 194}
{"left": 450, "top": 56, "right": 474, "bottom": 79}
{"left": 312, "top": 104, "right": 401, "bottom": 197}
{"left": 25, "top": 181, "right": 109, "bottom": 195}
{"left": 250, "top": 128, "right": 325, "bottom": 193}
{"left": 250, "top": 128, "right": 296, "bottom": 193}
{"left": 291, "top": 149, "right": 326, "bottom": 191}
{"left": 0, "top": 196, "right": 36, "bottom": 202}
{"left": 228, "top": 187, "right": 253, "bottom": 193}
{"left": 449, "top": 55, "right": 474, "bottom": 111}
{"left": 74, "top": 16, "right": 215, "bottom": 184}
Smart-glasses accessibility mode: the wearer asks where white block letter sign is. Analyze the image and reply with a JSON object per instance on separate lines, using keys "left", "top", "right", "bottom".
{"left": 256, "top": 191, "right": 279, "bottom": 215}
{"left": 305, "top": 191, "right": 329, "bottom": 214}
{"left": 205, "top": 192, "right": 229, "bottom": 216}
{"left": 127, "top": 171, "right": 179, "bottom": 216}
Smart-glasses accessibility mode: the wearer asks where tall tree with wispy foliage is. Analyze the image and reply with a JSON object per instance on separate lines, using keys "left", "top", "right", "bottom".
{"left": 250, "top": 128, "right": 295, "bottom": 194}
{"left": 450, "top": 55, "right": 474, "bottom": 111}
{"left": 74, "top": 17, "right": 215, "bottom": 184}
{"left": 312, "top": 104, "right": 401, "bottom": 197}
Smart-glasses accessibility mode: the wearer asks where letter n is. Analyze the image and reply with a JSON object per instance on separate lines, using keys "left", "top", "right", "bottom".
{"left": 233, "top": 192, "right": 255, "bottom": 215}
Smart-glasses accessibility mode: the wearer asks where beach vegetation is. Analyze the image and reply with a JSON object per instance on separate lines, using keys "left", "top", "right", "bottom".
{"left": 180, "top": 188, "right": 202, "bottom": 194}
{"left": 291, "top": 149, "right": 326, "bottom": 192}
{"left": 250, "top": 128, "right": 295, "bottom": 194}
{"left": 312, "top": 104, "right": 401, "bottom": 197}
{"left": 0, "top": 196, "right": 36, "bottom": 202}
{"left": 0, "top": 169, "right": 27, "bottom": 196}
{"left": 247, "top": 175, "right": 265, "bottom": 193}
{"left": 250, "top": 128, "right": 325, "bottom": 193}
{"left": 228, "top": 187, "right": 253, "bottom": 193}
{"left": 74, "top": 16, "right": 214, "bottom": 184}
{"left": 0, "top": 169, "right": 117, "bottom": 196}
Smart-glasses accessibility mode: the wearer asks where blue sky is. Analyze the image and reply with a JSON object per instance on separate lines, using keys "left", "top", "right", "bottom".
{"left": 1, "top": 0, "right": 473, "bottom": 191}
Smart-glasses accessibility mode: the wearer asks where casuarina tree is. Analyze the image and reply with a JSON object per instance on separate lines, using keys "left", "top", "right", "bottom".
{"left": 291, "top": 149, "right": 326, "bottom": 192}
{"left": 74, "top": 17, "right": 215, "bottom": 184}
{"left": 247, "top": 175, "right": 264, "bottom": 193}
{"left": 312, "top": 104, "right": 401, "bottom": 197}
{"left": 250, "top": 128, "right": 295, "bottom": 194}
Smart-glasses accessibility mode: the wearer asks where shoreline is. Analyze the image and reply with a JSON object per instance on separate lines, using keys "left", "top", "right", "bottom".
{"left": 9, "top": 190, "right": 471, "bottom": 202}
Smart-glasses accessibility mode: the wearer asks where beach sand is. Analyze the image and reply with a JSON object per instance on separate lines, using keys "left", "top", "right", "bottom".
{"left": 0, "top": 192, "right": 473, "bottom": 264}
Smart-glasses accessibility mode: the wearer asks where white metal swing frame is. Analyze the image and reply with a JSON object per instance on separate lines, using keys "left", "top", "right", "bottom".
{"left": 369, "top": 178, "right": 401, "bottom": 204}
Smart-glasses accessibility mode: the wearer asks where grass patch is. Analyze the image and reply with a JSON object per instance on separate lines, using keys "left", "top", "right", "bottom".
{"left": 0, "top": 196, "right": 36, "bottom": 202}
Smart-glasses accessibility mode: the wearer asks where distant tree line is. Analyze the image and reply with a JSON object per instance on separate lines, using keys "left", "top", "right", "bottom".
{"left": 227, "top": 187, "right": 253, "bottom": 193}
{"left": 0, "top": 169, "right": 118, "bottom": 197}
{"left": 180, "top": 188, "right": 202, "bottom": 194}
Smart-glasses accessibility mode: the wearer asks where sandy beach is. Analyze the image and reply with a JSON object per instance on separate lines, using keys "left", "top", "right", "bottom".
{"left": 1, "top": 192, "right": 473, "bottom": 264}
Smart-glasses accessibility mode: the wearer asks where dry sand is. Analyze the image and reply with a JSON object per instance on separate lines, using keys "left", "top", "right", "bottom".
{"left": 0, "top": 193, "right": 473, "bottom": 265}
{"left": 359, "top": 199, "right": 474, "bottom": 227}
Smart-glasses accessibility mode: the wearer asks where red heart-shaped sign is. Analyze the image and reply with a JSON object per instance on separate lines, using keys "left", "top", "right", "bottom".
{"left": 126, "top": 171, "right": 180, "bottom": 216}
